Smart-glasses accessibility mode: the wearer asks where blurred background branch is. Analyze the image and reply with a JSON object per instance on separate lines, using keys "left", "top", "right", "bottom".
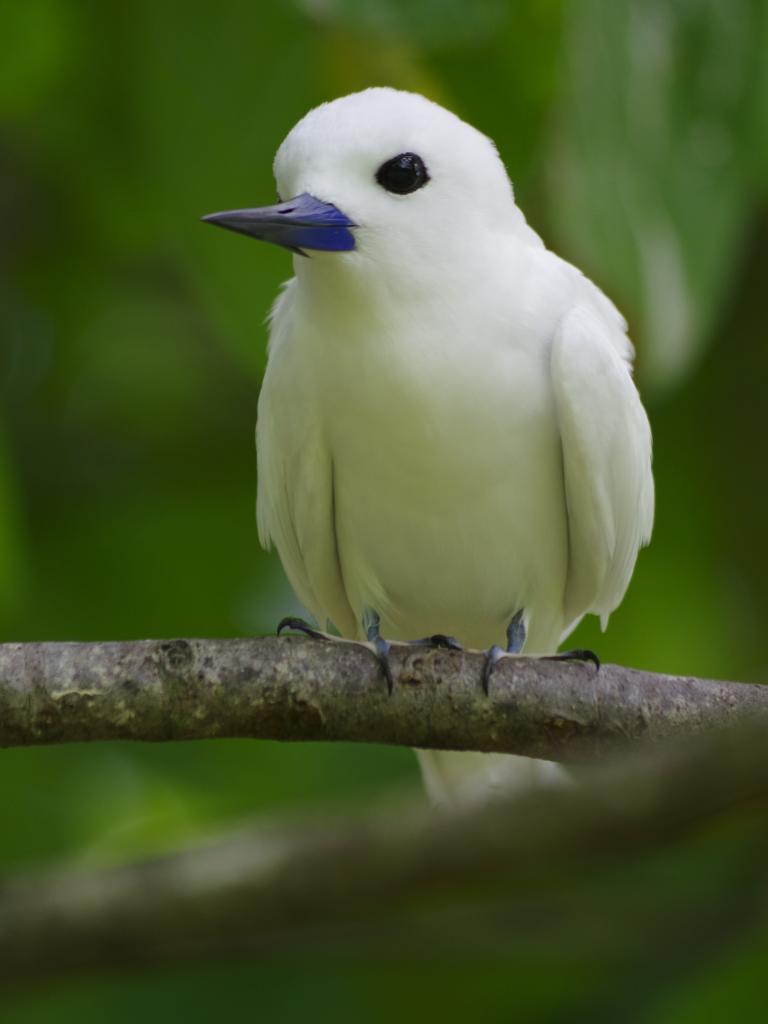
{"left": 3, "top": 723, "right": 768, "bottom": 986}
{"left": 1, "top": 637, "right": 767, "bottom": 760}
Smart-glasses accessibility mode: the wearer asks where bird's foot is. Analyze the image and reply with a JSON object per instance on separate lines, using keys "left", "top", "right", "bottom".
{"left": 544, "top": 648, "right": 600, "bottom": 670}
{"left": 276, "top": 616, "right": 334, "bottom": 642}
{"left": 280, "top": 613, "right": 462, "bottom": 696}
{"left": 482, "top": 644, "right": 505, "bottom": 694}
{"left": 482, "top": 609, "right": 526, "bottom": 695}
{"left": 362, "top": 612, "right": 464, "bottom": 693}
{"left": 363, "top": 608, "right": 394, "bottom": 694}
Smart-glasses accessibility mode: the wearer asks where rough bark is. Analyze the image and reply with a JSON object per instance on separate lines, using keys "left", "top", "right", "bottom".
{"left": 0, "top": 636, "right": 766, "bottom": 760}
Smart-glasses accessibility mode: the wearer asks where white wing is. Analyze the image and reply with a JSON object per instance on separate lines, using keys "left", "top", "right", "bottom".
{"left": 256, "top": 282, "right": 357, "bottom": 637}
{"left": 551, "top": 304, "right": 654, "bottom": 630}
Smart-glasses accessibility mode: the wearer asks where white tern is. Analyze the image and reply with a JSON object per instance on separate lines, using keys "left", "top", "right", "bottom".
{"left": 203, "top": 88, "right": 654, "bottom": 805}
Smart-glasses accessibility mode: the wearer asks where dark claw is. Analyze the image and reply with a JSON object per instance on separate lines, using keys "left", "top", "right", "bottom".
{"left": 482, "top": 609, "right": 526, "bottom": 694}
{"left": 276, "top": 616, "right": 328, "bottom": 641}
{"left": 409, "top": 634, "right": 463, "bottom": 651}
{"left": 372, "top": 635, "right": 394, "bottom": 695}
{"left": 363, "top": 608, "right": 395, "bottom": 695}
{"left": 545, "top": 648, "right": 600, "bottom": 670}
{"left": 482, "top": 644, "right": 504, "bottom": 695}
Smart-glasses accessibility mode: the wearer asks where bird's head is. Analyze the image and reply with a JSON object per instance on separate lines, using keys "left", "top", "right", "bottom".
{"left": 202, "top": 88, "right": 517, "bottom": 275}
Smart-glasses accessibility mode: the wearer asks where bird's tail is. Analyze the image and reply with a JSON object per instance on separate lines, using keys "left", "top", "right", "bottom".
{"left": 415, "top": 749, "right": 567, "bottom": 808}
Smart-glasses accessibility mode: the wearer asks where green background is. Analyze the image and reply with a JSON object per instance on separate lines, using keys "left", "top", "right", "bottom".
{"left": 2, "top": 0, "right": 768, "bottom": 1019}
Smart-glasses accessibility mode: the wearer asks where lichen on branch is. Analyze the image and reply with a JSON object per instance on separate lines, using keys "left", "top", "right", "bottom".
{"left": 0, "top": 636, "right": 765, "bottom": 761}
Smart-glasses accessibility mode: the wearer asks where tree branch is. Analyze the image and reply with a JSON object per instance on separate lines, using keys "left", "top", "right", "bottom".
{"left": 0, "top": 636, "right": 765, "bottom": 760}
{"left": 2, "top": 723, "right": 768, "bottom": 982}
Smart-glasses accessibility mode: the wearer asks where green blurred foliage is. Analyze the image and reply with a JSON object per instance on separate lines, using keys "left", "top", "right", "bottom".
{"left": 553, "top": 0, "right": 768, "bottom": 389}
{"left": 1, "top": 0, "right": 767, "bottom": 1018}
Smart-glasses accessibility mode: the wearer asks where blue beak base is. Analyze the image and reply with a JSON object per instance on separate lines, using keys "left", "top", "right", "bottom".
{"left": 201, "top": 192, "right": 356, "bottom": 255}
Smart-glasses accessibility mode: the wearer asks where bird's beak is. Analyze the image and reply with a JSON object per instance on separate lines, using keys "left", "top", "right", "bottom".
{"left": 201, "top": 192, "right": 356, "bottom": 255}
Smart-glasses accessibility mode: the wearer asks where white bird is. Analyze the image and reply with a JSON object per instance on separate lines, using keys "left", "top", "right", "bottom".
{"left": 203, "top": 88, "right": 654, "bottom": 806}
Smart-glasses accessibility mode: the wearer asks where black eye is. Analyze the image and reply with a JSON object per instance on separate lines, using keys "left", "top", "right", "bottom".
{"left": 375, "top": 152, "right": 430, "bottom": 195}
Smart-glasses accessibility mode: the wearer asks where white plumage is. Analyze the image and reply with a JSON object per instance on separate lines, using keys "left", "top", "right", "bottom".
{"left": 227, "top": 88, "right": 653, "bottom": 804}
